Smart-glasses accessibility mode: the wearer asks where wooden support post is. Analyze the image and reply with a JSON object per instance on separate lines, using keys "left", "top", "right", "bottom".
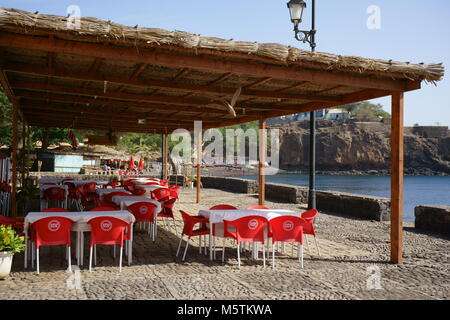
{"left": 21, "top": 120, "right": 25, "bottom": 188}
{"left": 258, "top": 119, "right": 267, "bottom": 205}
{"left": 391, "top": 92, "right": 404, "bottom": 264}
{"left": 11, "top": 101, "right": 18, "bottom": 217}
{"left": 196, "top": 129, "right": 202, "bottom": 204}
{"left": 163, "top": 134, "right": 169, "bottom": 180}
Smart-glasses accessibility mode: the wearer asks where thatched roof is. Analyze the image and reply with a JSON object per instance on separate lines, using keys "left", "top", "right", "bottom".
{"left": 0, "top": 7, "right": 443, "bottom": 82}
{"left": 0, "top": 7, "right": 444, "bottom": 134}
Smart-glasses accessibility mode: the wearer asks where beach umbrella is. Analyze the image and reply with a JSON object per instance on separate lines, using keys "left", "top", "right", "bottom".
{"left": 138, "top": 157, "right": 144, "bottom": 171}
{"left": 129, "top": 156, "right": 135, "bottom": 171}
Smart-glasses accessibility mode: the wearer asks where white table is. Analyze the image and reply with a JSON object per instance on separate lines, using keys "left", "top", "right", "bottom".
{"left": 111, "top": 195, "right": 162, "bottom": 212}
{"left": 71, "top": 180, "right": 109, "bottom": 187}
{"left": 95, "top": 188, "right": 132, "bottom": 200}
{"left": 38, "top": 177, "right": 69, "bottom": 185}
{"left": 198, "top": 209, "right": 300, "bottom": 261}
{"left": 39, "top": 185, "right": 69, "bottom": 210}
{"left": 134, "top": 184, "right": 168, "bottom": 191}
{"left": 24, "top": 210, "right": 135, "bottom": 268}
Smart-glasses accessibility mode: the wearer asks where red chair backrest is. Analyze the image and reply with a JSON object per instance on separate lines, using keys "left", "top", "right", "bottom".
{"left": 104, "top": 192, "right": 132, "bottom": 203}
{"left": 179, "top": 210, "right": 208, "bottom": 236}
{"left": 31, "top": 216, "right": 73, "bottom": 248}
{"left": 90, "top": 207, "right": 118, "bottom": 211}
{"left": 300, "top": 209, "right": 318, "bottom": 236}
{"left": 42, "top": 208, "right": 70, "bottom": 212}
{"left": 159, "top": 179, "right": 169, "bottom": 186}
{"left": 224, "top": 216, "right": 268, "bottom": 244}
{"left": 62, "top": 178, "right": 74, "bottom": 184}
{"left": 127, "top": 202, "right": 158, "bottom": 223}
{"left": 269, "top": 216, "right": 305, "bottom": 244}
{"left": 151, "top": 188, "right": 171, "bottom": 201}
{"left": 246, "top": 205, "right": 269, "bottom": 210}
{"left": 168, "top": 186, "right": 180, "bottom": 199}
{"left": 43, "top": 187, "right": 65, "bottom": 201}
{"left": 87, "top": 217, "right": 129, "bottom": 247}
{"left": 209, "top": 204, "right": 238, "bottom": 210}
{"left": 64, "top": 181, "right": 76, "bottom": 190}
{"left": 83, "top": 182, "right": 97, "bottom": 193}
{"left": 301, "top": 209, "right": 318, "bottom": 221}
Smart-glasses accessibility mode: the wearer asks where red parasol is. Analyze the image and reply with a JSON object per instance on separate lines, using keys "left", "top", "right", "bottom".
{"left": 138, "top": 157, "right": 144, "bottom": 171}
{"left": 128, "top": 156, "right": 135, "bottom": 171}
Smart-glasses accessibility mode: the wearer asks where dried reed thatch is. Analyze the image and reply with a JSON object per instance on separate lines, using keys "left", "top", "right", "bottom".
{"left": 0, "top": 7, "right": 444, "bottom": 83}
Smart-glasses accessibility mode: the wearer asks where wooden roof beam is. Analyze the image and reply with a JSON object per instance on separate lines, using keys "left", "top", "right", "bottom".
{"left": 3, "top": 63, "right": 341, "bottom": 103}
{"left": 21, "top": 100, "right": 222, "bottom": 123}
{"left": 0, "top": 32, "right": 420, "bottom": 91}
{"left": 11, "top": 81, "right": 304, "bottom": 112}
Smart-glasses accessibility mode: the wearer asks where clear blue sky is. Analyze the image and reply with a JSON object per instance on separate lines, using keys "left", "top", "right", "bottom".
{"left": 3, "top": 0, "right": 449, "bottom": 126}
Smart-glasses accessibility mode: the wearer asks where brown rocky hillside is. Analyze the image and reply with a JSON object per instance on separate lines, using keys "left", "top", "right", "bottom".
{"left": 272, "top": 120, "right": 450, "bottom": 175}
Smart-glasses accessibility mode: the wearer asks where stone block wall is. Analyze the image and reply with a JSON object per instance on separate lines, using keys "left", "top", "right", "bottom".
{"left": 415, "top": 205, "right": 450, "bottom": 236}
{"left": 201, "top": 176, "right": 257, "bottom": 194}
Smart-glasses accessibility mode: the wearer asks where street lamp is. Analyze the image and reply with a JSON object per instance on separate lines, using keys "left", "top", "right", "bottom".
{"left": 287, "top": 0, "right": 316, "bottom": 50}
{"left": 287, "top": 0, "right": 317, "bottom": 210}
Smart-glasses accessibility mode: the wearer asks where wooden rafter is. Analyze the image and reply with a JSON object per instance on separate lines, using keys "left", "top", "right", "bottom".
{"left": 3, "top": 63, "right": 344, "bottom": 103}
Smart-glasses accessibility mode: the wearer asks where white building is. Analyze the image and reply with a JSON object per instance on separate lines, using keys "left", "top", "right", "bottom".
{"left": 325, "top": 109, "right": 351, "bottom": 121}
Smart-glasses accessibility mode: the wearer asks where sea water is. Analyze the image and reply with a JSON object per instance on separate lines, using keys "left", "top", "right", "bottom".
{"left": 240, "top": 174, "right": 450, "bottom": 222}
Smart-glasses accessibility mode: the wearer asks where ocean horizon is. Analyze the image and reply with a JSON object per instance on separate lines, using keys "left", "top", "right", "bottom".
{"left": 238, "top": 174, "right": 450, "bottom": 222}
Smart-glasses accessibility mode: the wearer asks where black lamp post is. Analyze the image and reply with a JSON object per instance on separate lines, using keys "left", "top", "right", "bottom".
{"left": 287, "top": 0, "right": 317, "bottom": 209}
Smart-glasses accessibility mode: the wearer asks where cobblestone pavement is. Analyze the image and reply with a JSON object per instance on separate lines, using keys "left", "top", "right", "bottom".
{"left": 1, "top": 188, "right": 449, "bottom": 300}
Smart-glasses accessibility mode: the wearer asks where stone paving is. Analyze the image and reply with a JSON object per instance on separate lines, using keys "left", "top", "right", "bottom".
{"left": 0, "top": 188, "right": 449, "bottom": 300}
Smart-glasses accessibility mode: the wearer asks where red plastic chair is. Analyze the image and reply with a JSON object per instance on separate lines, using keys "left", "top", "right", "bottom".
{"left": 268, "top": 216, "right": 305, "bottom": 268}
{"left": 223, "top": 216, "right": 268, "bottom": 268}
{"left": 168, "top": 186, "right": 180, "bottom": 199}
{"left": 300, "top": 209, "right": 320, "bottom": 256}
{"left": 159, "top": 179, "right": 169, "bottom": 187}
{"left": 246, "top": 205, "right": 270, "bottom": 210}
{"left": 151, "top": 188, "right": 171, "bottom": 202}
{"left": 103, "top": 179, "right": 119, "bottom": 189}
{"left": 43, "top": 187, "right": 66, "bottom": 209}
{"left": 89, "top": 207, "right": 118, "bottom": 211}
{"left": 103, "top": 191, "right": 132, "bottom": 204}
{"left": 124, "top": 183, "right": 146, "bottom": 196}
{"left": 157, "top": 198, "right": 177, "bottom": 236}
{"left": 209, "top": 204, "right": 238, "bottom": 210}
{"left": 82, "top": 182, "right": 97, "bottom": 194}
{"left": 127, "top": 202, "right": 159, "bottom": 239}
{"left": 42, "top": 208, "right": 70, "bottom": 212}
{"left": 30, "top": 216, "right": 73, "bottom": 274}
{"left": 176, "top": 210, "right": 210, "bottom": 261}
{"left": 87, "top": 217, "right": 129, "bottom": 272}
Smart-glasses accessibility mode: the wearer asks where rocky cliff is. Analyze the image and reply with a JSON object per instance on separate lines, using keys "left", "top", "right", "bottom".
{"left": 273, "top": 120, "right": 450, "bottom": 175}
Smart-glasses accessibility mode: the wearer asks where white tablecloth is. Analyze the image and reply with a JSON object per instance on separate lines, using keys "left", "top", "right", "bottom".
{"left": 134, "top": 184, "right": 168, "bottom": 191}
{"left": 95, "top": 188, "right": 132, "bottom": 200}
{"left": 111, "top": 196, "right": 162, "bottom": 212}
{"left": 38, "top": 177, "right": 67, "bottom": 185}
{"left": 198, "top": 209, "right": 300, "bottom": 224}
{"left": 70, "top": 180, "right": 109, "bottom": 187}
{"left": 24, "top": 210, "right": 135, "bottom": 233}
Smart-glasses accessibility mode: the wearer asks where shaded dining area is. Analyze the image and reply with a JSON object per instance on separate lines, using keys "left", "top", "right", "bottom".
{"left": 0, "top": 6, "right": 446, "bottom": 285}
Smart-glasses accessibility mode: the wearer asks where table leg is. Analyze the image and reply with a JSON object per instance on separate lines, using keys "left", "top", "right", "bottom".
{"left": 209, "top": 221, "right": 213, "bottom": 261}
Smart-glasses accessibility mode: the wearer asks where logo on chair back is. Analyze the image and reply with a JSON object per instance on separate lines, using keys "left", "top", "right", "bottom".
{"left": 283, "top": 220, "right": 294, "bottom": 232}
{"left": 100, "top": 220, "right": 113, "bottom": 231}
{"left": 139, "top": 206, "right": 148, "bottom": 215}
{"left": 248, "top": 219, "right": 259, "bottom": 230}
{"left": 48, "top": 220, "right": 61, "bottom": 232}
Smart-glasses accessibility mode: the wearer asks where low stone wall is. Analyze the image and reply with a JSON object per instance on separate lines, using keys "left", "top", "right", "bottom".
{"left": 201, "top": 176, "right": 257, "bottom": 194}
{"left": 264, "top": 183, "right": 390, "bottom": 221}
{"left": 415, "top": 205, "right": 450, "bottom": 236}
{"left": 200, "top": 177, "right": 390, "bottom": 221}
